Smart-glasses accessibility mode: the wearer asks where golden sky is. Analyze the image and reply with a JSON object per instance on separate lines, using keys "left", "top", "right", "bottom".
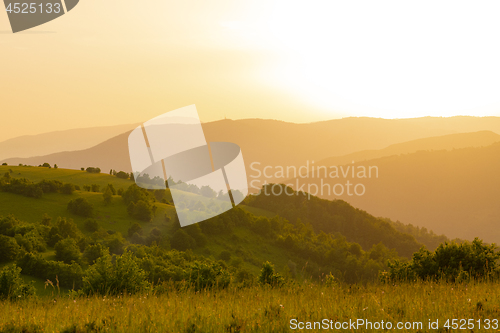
{"left": 2, "top": 0, "right": 500, "bottom": 142}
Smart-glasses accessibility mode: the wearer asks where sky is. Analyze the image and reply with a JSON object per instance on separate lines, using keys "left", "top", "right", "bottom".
{"left": 2, "top": 0, "right": 500, "bottom": 142}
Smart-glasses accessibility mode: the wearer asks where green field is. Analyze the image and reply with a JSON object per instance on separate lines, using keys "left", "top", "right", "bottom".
{"left": 0, "top": 281, "right": 498, "bottom": 332}
{"left": 0, "top": 165, "right": 134, "bottom": 192}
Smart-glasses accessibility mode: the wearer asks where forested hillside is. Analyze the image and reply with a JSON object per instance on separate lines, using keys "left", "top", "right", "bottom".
{"left": 0, "top": 165, "right": 448, "bottom": 295}
{"left": 244, "top": 184, "right": 423, "bottom": 258}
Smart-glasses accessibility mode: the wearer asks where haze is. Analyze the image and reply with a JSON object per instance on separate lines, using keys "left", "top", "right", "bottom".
{"left": 2, "top": 0, "right": 500, "bottom": 142}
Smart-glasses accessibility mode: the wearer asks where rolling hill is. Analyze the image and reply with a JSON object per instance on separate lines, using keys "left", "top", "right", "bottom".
{"left": 290, "top": 142, "right": 500, "bottom": 243}
{"left": 0, "top": 123, "right": 138, "bottom": 161}
{"left": 0, "top": 166, "right": 449, "bottom": 284}
{"left": 3, "top": 116, "right": 500, "bottom": 184}
{"left": 314, "top": 130, "right": 500, "bottom": 168}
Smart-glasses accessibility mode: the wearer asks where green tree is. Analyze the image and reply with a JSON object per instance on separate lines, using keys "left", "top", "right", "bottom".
{"left": 0, "top": 265, "right": 35, "bottom": 300}
{"left": 83, "top": 219, "right": 99, "bottom": 233}
{"left": 83, "top": 243, "right": 107, "bottom": 265}
{"left": 170, "top": 229, "right": 196, "bottom": 251}
{"left": 116, "top": 171, "right": 129, "bottom": 179}
{"left": 56, "top": 217, "right": 81, "bottom": 239}
{"left": 0, "top": 235, "right": 20, "bottom": 262}
{"left": 258, "top": 261, "right": 285, "bottom": 287}
{"left": 106, "top": 233, "right": 126, "bottom": 255}
{"left": 107, "top": 184, "right": 117, "bottom": 195}
{"left": 82, "top": 252, "right": 150, "bottom": 295}
{"left": 130, "top": 200, "right": 153, "bottom": 222}
{"left": 67, "top": 198, "right": 94, "bottom": 217}
{"left": 128, "top": 223, "right": 143, "bottom": 238}
{"left": 103, "top": 186, "right": 113, "bottom": 205}
{"left": 54, "top": 238, "right": 81, "bottom": 264}
{"left": 61, "top": 183, "right": 75, "bottom": 195}
{"left": 387, "top": 238, "right": 500, "bottom": 282}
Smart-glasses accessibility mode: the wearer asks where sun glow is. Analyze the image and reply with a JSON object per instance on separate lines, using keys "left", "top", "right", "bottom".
{"left": 259, "top": 0, "right": 500, "bottom": 118}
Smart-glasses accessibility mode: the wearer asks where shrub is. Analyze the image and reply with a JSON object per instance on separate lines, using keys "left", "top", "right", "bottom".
{"left": 106, "top": 234, "right": 126, "bottom": 255}
{"left": 82, "top": 252, "right": 150, "bottom": 295}
{"left": 55, "top": 238, "right": 81, "bottom": 264}
{"left": 116, "top": 171, "right": 129, "bottom": 179}
{"left": 387, "top": 238, "right": 500, "bottom": 282}
{"left": 0, "top": 265, "right": 35, "bottom": 300}
{"left": 56, "top": 217, "right": 81, "bottom": 239}
{"left": 127, "top": 223, "right": 143, "bottom": 238}
{"left": 61, "top": 183, "right": 75, "bottom": 195}
{"left": 83, "top": 243, "right": 107, "bottom": 265}
{"left": 187, "top": 261, "right": 231, "bottom": 291}
{"left": 83, "top": 219, "right": 99, "bottom": 233}
{"left": 106, "top": 184, "right": 117, "bottom": 195}
{"left": 127, "top": 200, "right": 154, "bottom": 222}
{"left": 170, "top": 229, "right": 196, "bottom": 251}
{"left": 14, "top": 230, "right": 46, "bottom": 253}
{"left": 0, "top": 235, "right": 20, "bottom": 262}
{"left": 67, "top": 198, "right": 94, "bottom": 217}
{"left": 103, "top": 186, "right": 113, "bottom": 205}
{"left": 258, "top": 261, "right": 285, "bottom": 287}
{"left": 17, "top": 253, "right": 83, "bottom": 289}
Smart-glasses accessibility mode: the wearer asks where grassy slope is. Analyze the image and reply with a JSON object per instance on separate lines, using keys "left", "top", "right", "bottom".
{"left": 0, "top": 165, "right": 133, "bottom": 193}
{"left": 0, "top": 167, "right": 312, "bottom": 285}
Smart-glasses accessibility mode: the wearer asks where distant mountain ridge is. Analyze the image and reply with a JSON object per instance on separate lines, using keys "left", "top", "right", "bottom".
{"left": 0, "top": 123, "right": 139, "bottom": 161}
{"left": 3, "top": 116, "right": 500, "bottom": 179}
{"left": 292, "top": 142, "right": 500, "bottom": 243}
{"left": 315, "top": 130, "right": 500, "bottom": 169}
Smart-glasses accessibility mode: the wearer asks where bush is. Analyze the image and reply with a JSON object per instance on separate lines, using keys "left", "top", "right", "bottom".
{"left": 188, "top": 261, "right": 231, "bottom": 291}
{"left": 55, "top": 238, "right": 81, "bottom": 264}
{"left": 0, "top": 265, "right": 35, "bottom": 300}
{"left": 17, "top": 253, "right": 83, "bottom": 289}
{"left": 83, "top": 219, "right": 99, "bottom": 233}
{"left": 14, "top": 230, "right": 46, "bottom": 253}
{"left": 170, "top": 229, "right": 196, "bottom": 251}
{"left": 55, "top": 217, "right": 81, "bottom": 239}
{"left": 83, "top": 243, "right": 107, "bottom": 265}
{"left": 67, "top": 198, "right": 94, "bottom": 217}
{"left": 82, "top": 252, "right": 150, "bottom": 295}
{"left": 61, "top": 183, "right": 75, "bottom": 195}
{"left": 258, "top": 261, "right": 285, "bottom": 287}
{"left": 106, "top": 234, "right": 126, "bottom": 255}
{"left": 128, "top": 200, "right": 154, "bottom": 222}
{"left": 86, "top": 167, "right": 101, "bottom": 174}
{"left": 0, "top": 235, "right": 20, "bottom": 262}
{"left": 128, "top": 223, "right": 143, "bottom": 238}
{"left": 103, "top": 186, "right": 113, "bottom": 205}
{"left": 0, "top": 178, "right": 43, "bottom": 198}
{"left": 387, "top": 238, "right": 500, "bottom": 282}
{"left": 116, "top": 171, "right": 129, "bottom": 179}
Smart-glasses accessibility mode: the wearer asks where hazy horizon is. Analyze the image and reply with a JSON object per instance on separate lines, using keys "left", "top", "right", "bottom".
{"left": 3, "top": 0, "right": 500, "bottom": 142}
{"left": 3, "top": 114, "right": 500, "bottom": 143}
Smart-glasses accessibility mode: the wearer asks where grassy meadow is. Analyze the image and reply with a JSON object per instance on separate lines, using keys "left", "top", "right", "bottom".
{"left": 0, "top": 280, "right": 499, "bottom": 332}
